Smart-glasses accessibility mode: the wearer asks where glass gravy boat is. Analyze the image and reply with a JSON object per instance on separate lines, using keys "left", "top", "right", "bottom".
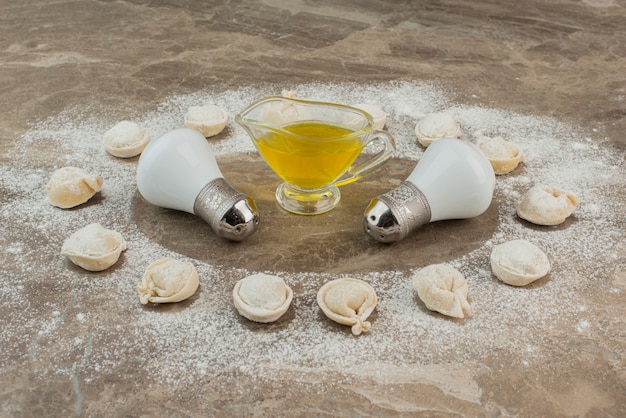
{"left": 236, "top": 96, "right": 396, "bottom": 215}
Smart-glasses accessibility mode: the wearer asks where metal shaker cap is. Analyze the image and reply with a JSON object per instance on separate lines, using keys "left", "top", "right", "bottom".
{"left": 194, "top": 178, "right": 259, "bottom": 241}
{"left": 363, "top": 181, "right": 431, "bottom": 243}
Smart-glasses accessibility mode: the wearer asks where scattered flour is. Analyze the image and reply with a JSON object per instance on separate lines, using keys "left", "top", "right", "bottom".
{"left": 0, "top": 81, "right": 624, "bottom": 389}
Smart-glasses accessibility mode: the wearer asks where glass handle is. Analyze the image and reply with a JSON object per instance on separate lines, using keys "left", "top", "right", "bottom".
{"left": 334, "top": 130, "right": 396, "bottom": 188}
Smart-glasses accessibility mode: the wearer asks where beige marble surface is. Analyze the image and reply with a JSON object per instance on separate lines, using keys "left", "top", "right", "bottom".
{"left": 1, "top": 1, "right": 625, "bottom": 416}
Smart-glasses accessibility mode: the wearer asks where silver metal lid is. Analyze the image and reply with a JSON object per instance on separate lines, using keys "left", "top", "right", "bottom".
{"left": 363, "top": 181, "right": 431, "bottom": 243}
{"left": 193, "top": 178, "right": 259, "bottom": 241}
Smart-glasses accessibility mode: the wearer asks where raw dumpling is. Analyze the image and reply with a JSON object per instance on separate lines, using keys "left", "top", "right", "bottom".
{"left": 317, "top": 278, "right": 377, "bottom": 335}
{"left": 232, "top": 273, "right": 293, "bottom": 323}
{"left": 61, "top": 223, "right": 127, "bottom": 271}
{"left": 137, "top": 258, "right": 199, "bottom": 304}
{"left": 415, "top": 112, "right": 461, "bottom": 147}
{"left": 476, "top": 135, "right": 524, "bottom": 174}
{"left": 412, "top": 264, "right": 470, "bottom": 319}
{"left": 46, "top": 166, "right": 103, "bottom": 209}
{"left": 258, "top": 90, "right": 311, "bottom": 126}
{"left": 184, "top": 105, "right": 228, "bottom": 137}
{"left": 490, "top": 239, "right": 551, "bottom": 286}
{"left": 351, "top": 103, "right": 387, "bottom": 130}
{"left": 517, "top": 184, "right": 579, "bottom": 226}
{"left": 103, "top": 120, "right": 150, "bottom": 158}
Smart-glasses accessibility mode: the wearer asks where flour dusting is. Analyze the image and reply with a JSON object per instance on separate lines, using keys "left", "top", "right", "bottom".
{"left": 0, "top": 81, "right": 624, "bottom": 389}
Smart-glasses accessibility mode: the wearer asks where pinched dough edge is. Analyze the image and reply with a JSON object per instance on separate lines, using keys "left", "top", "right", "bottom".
{"left": 477, "top": 135, "right": 524, "bottom": 174}
{"left": 232, "top": 273, "right": 293, "bottom": 323}
{"left": 46, "top": 166, "right": 103, "bottom": 209}
{"left": 517, "top": 184, "right": 579, "bottom": 226}
{"left": 317, "top": 277, "right": 377, "bottom": 335}
{"left": 61, "top": 223, "right": 127, "bottom": 271}
{"left": 412, "top": 264, "right": 471, "bottom": 318}
{"left": 137, "top": 258, "right": 200, "bottom": 304}
{"left": 490, "top": 239, "right": 551, "bottom": 286}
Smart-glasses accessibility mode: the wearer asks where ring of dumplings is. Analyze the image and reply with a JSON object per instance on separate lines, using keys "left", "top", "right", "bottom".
{"left": 61, "top": 223, "right": 127, "bottom": 271}
{"left": 517, "top": 184, "right": 579, "bottom": 226}
{"left": 184, "top": 105, "right": 228, "bottom": 137}
{"left": 232, "top": 273, "right": 293, "bottom": 323}
{"left": 414, "top": 112, "right": 461, "bottom": 147}
{"left": 317, "top": 278, "right": 377, "bottom": 336}
{"left": 490, "top": 239, "right": 551, "bottom": 286}
{"left": 103, "top": 120, "right": 150, "bottom": 158}
{"left": 46, "top": 166, "right": 103, "bottom": 209}
{"left": 137, "top": 258, "right": 199, "bottom": 304}
{"left": 476, "top": 135, "right": 524, "bottom": 174}
{"left": 412, "top": 264, "right": 470, "bottom": 319}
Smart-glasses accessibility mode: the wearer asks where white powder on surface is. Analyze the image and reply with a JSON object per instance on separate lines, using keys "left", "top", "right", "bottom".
{"left": 0, "top": 81, "right": 624, "bottom": 390}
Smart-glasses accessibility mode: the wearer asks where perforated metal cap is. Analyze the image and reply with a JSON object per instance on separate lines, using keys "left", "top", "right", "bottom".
{"left": 363, "top": 181, "right": 431, "bottom": 243}
{"left": 193, "top": 178, "right": 259, "bottom": 241}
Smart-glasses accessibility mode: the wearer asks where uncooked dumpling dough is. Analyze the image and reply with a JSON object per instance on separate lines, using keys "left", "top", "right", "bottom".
{"left": 258, "top": 90, "right": 311, "bottom": 126}
{"left": 351, "top": 103, "right": 387, "bottom": 130}
{"left": 103, "top": 120, "right": 150, "bottom": 158}
{"left": 317, "top": 278, "right": 377, "bottom": 335}
{"left": 61, "top": 223, "right": 127, "bottom": 271}
{"left": 232, "top": 273, "right": 293, "bottom": 323}
{"left": 415, "top": 112, "right": 461, "bottom": 147}
{"left": 184, "top": 105, "right": 228, "bottom": 137}
{"left": 137, "top": 258, "right": 199, "bottom": 304}
{"left": 46, "top": 166, "right": 103, "bottom": 209}
{"left": 517, "top": 184, "right": 579, "bottom": 226}
{"left": 412, "top": 264, "right": 470, "bottom": 319}
{"left": 477, "top": 135, "right": 524, "bottom": 174}
{"left": 490, "top": 239, "right": 551, "bottom": 286}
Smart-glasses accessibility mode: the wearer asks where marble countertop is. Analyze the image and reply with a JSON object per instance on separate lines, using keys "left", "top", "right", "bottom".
{"left": 1, "top": 1, "right": 624, "bottom": 416}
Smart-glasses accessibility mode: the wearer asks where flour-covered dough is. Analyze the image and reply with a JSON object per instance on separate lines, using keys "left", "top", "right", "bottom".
{"left": 46, "top": 166, "right": 103, "bottom": 209}
{"left": 412, "top": 264, "right": 470, "bottom": 318}
{"left": 517, "top": 184, "right": 579, "bottom": 225}
{"left": 477, "top": 135, "right": 524, "bottom": 174}
{"left": 232, "top": 273, "right": 293, "bottom": 323}
{"left": 490, "top": 239, "right": 551, "bottom": 286}
{"left": 61, "top": 223, "right": 127, "bottom": 271}
{"left": 317, "top": 278, "right": 377, "bottom": 335}
{"left": 415, "top": 112, "right": 461, "bottom": 147}
{"left": 103, "top": 120, "right": 150, "bottom": 158}
{"left": 257, "top": 90, "right": 312, "bottom": 126}
{"left": 184, "top": 105, "right": 228, "bottom": 137}
{"left": 351, "top": 103, "right": 387, "bottom": 130}
{"left": 137, "top": 258, "right": 199, "bottom": 304}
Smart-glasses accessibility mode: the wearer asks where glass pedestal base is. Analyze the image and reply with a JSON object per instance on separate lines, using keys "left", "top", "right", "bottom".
{"left": 275, "top": 183, "right": 341, "bottom": 215}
